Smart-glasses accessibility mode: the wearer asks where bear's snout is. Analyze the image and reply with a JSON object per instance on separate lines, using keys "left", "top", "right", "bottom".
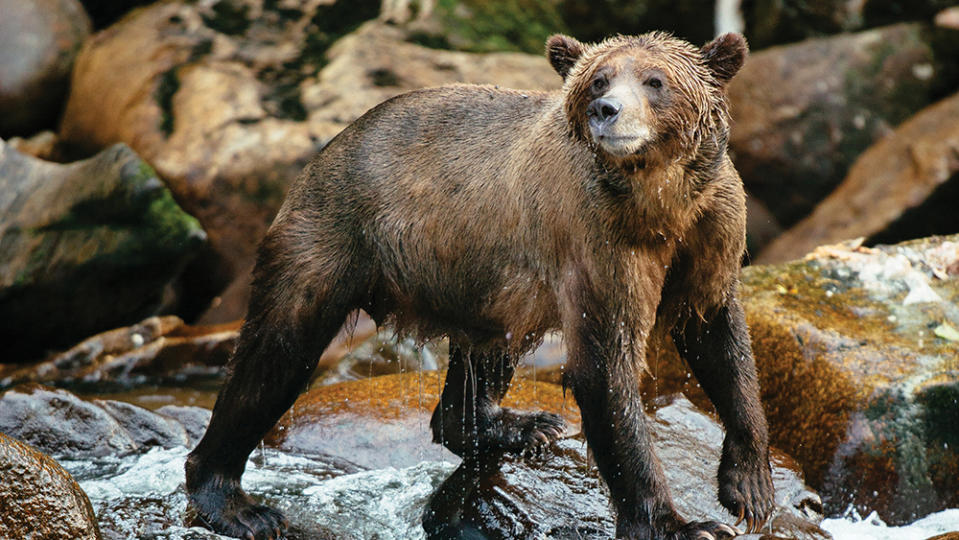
{"left": 587, "top": 97, "right": 622, "bottom": 129}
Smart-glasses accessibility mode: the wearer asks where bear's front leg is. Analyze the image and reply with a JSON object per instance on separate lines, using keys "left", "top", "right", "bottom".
{"left": 672, "top": 294, "right": 775, "bottom": 533}
{"left": 562, "top": 294, "right": 739, "bottom": 539}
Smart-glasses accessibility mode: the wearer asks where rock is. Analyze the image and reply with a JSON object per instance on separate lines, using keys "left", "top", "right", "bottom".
{"left": 756, "top": 91, "right": 959, "bottom": 264}
{"left": 0, "top": 315, "right": 238, "bottom": 389}
{"left": 154, "top": 405, "right": 211, "bottom": 446}
{"left": 742, "top": 235, "right": 959, "bottom": 523}
{"left": 0, "top": 433, "right": 101, "bottom": 540}
{"left": 267, "top": 372, "right": 828, "bottom": 538}
{"left": 936, "top": 6, "right": 959, "bottom": 30}
{"left": 267, "top": 371, "right": 578, "bottom": 469}
{"left": 728, "top": 23, "right": 958, "bottom": 228}
{"left": 741, "top": 0, "right": 865, "bottom": 49}
{"left": 0, "top": 384, "right": 210, "bottom": 457}
{"left": 59, "top": 4, "right": 560, "bottom": 322}
{"left": 0, "top": 0, "right": 91, "bottom": 136}
{"left": 7, "top": 130, "right": 61, "bottom": 161}
{"left": 0, "top": 141, "right": 207, "bottom": 361}
{"left": 741, "top": 0, "right": 955, "bottom": 49}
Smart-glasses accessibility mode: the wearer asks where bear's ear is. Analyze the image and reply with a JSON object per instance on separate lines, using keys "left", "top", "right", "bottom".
{"left": 701, "top": 33, "right": 748, "bottom": 85}
{"left": 546, "top": 34, "right": 584, "bottom": 80}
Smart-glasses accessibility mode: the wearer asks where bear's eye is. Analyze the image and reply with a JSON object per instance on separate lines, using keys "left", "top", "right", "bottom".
{"left": 646, "top": 77, "right": 663, "bottom": 89}
{"left": 591, "top": 76, "right": 608, "bottom": 93}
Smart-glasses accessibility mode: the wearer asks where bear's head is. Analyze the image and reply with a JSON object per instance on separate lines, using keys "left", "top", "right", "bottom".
{"left": 546, "top": 32, "right": 747, "bottom": 167}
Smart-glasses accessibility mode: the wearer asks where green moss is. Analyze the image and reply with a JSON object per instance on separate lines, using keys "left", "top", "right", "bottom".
{"left": 428, "top": 0, "right": 568, "bottom": 54}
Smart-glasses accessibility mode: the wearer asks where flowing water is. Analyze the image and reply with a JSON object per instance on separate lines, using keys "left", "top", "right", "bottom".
{"left": 58, "top": 438, "right": 959, "bottom": 540}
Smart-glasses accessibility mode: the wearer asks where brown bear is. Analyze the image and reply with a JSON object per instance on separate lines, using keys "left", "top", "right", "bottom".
{"left": 185, "top": 31, "right": 774, "bottom": 540}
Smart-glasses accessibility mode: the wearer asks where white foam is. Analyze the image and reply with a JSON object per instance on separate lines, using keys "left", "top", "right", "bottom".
{"left": 823, "top": 508, "right": 959, "bottom": 540}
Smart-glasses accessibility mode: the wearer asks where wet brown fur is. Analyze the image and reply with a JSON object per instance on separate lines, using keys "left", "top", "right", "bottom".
{"left": 186, "top": 31, "right": 774, "bottom": 540}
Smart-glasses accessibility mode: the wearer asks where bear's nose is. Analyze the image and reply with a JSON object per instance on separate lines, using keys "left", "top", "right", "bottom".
{"left": 587, "top": 98, "right": 622, "bottom": 124}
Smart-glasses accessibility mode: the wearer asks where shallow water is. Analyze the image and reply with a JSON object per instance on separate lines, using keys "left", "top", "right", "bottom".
{"left": 57, "top": 439, "right": 959, "bottom": 540}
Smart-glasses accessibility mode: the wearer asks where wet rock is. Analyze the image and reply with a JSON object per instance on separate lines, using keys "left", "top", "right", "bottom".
{"left": 0, "top": 432, "right": 101, "bottom": 540}
{"left": 0, "top": 0, "right": 91, "bottom": 136}
{"left": 0, "top": 141, "right": 206, "bottom": 361}
{"left": 0, "top": 384, "right": 139, "bottom": 457}
{"left": 0, "top": 315, "right": 238, "bottom": 389}
{"left": 267, "top": 371, "right": 579, "bottom": 469}
{"left": 59, "top": 3, "right": 559, "bottom": 322}
{"left": 93, "top": 399, "right": 191, "bottom": 451}
{"left": 741, "top": 235, "right": 959, "bottom": 523}
{"left": 757, "top": 91, "right": 959, "bottom": 264}
{"left": 0, "top": 384, "right": 209, "bottom": 458}
{"left": 154, "top": 405, "right": 211, "bottom": 446}
{"left": 266, "top": 372, "right": 828, "bottom": 538}
{"left": 729, "top": 23, "right": 958, "bottom": 228}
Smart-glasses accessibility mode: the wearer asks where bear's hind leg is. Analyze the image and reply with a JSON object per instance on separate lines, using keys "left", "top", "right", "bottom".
{"left": 430, "top": 342, "right": 564, "bottom": 459}
{"left": 185, "top": 231, "right": 364, "bottom": 540}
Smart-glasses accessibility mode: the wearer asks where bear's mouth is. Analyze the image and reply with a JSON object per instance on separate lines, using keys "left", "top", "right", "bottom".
{"left": 593, "top": 134, "right": 647, "bottom": 157}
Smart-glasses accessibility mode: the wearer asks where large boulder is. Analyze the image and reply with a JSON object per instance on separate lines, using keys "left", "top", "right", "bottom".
{"left": 0, "top": 384, "right": 210, "bottom": 458}
{"left": 757, "top": 91, "right": 959, "bottom": 264}
{"left": 0, "top": 0, "right": 91, "bottom": 136}
{"left": 728, "top": 23, "right": 958, "bottom": 228}
{"left": 266, "top": 372, "right": 829, "bottom": 539}
{"left": 0, "top": 141, "right": 206, "bottom": 361}
{"left": 743, "top": 235, "right": 959, "bottom": 523}
{"left": 59, "top": 2, "right": 561, "bottom": 322}
{"left": 0, "top": 433, "right": 101, "bottom": 540}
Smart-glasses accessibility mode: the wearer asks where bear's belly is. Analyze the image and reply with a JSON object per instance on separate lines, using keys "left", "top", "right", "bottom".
{"left": 381, "top": 262, "right": 561, "bottom": 352}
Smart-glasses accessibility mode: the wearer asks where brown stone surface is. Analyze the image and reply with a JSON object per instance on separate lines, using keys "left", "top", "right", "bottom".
{"left": 0, "top": 0, "right": 91, "bottom": 136}
{"left": 0, "top": 433, "right": 101, "bottom": 540}
{"left": 757, "top": 91, "right": 959, "bottom": 265}
{"left": 728, "top": 23, "right": 956, "bottom": 228}
{"left": 267, "top": 370, "right": 580, "bottom": 469}
{"left": 743, "top": 236, "right": 959, "bottom": 523}
{"left": 59, "top": 3, "right": 560, "bottom": 322}
{"left": 0, "top": 316, "right": 238, "bottom": 389}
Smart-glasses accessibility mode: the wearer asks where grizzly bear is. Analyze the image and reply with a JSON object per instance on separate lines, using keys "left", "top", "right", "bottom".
{"left": 185, "top": 31, "right": 774, "bottom": 540}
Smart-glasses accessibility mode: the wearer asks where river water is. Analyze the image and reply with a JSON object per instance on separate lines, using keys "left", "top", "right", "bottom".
{"left": 56, "top": 421, "right": 959, "bottom": 540}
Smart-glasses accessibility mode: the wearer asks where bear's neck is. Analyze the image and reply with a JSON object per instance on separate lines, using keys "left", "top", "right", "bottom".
{"left": 595, "top": 160, "right": 704, "bottom": 245}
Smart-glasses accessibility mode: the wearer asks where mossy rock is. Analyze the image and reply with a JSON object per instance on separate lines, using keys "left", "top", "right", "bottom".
{"left": 406, "top": 0, "right": 568, "bottom": 54}
{"left": 743, "top": 236, "right": 959, "bottom": 523}
{"left": 0, "top": 140, "right": 206, "bottom": 361}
